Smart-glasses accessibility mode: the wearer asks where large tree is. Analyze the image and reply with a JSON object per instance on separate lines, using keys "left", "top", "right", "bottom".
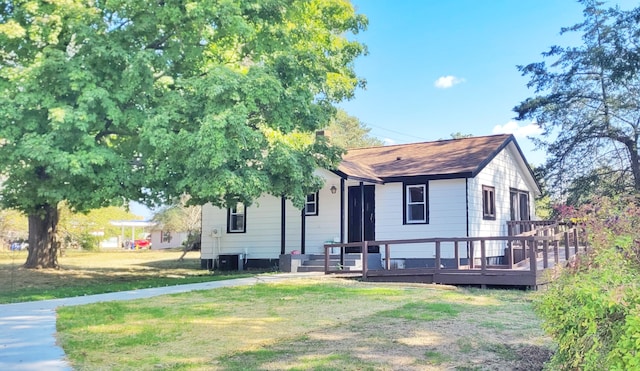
{"left": 0, "top": 0, "right": 366, "bottom": 268}
{"left": 152, "top": 195, "right": 201, "bottom": 237}
{"left": 325, "top": 109, "right": 382, "bottom": 149}
{"left": 514, "top": 0, "right": 640, "bottom": 201}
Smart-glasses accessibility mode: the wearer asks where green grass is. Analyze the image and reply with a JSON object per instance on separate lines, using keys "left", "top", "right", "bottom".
{"left": 0, "top": 250, "right": 262, "bottom": 303}
{"left": 478, "top": 320, "right": 508, "bottom": 330}
{"left": 56, "top": 280, "right": 553, "bottom": 370}
{"left": 424, "top": 350, "right": 452, "bottom": 365}
{"left": 0, "top": 273, "right": 254, "bottom": 303}
{"left": 482, "top": 343, "right": 519, "bottom": 361}
{"left": 456, "top": 337, "right": 476, "bottom": 353}
{"left": 376, "top": 301, "right": 462, "bottom": 321}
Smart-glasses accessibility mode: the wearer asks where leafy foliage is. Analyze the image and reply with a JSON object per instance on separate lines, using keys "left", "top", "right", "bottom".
{"left": 450, "top": 132, "right": 473, "bottom": 139}
{"left": 152, "top": 194, "right": 201, "bottom": 244}
{"left": 324, "top": 108, "right": 382, "bottom": 149}
{"left": 514, "top": 0, "right": 640, "bottom": 200}
{"left": 0, "top": 208, "right": 27, "bottom": 242}
{"left": 0, "top": 0, "right": 367, "bottom": 266}
{"left": 534, "top": 197, "right": 640, "bottom": 370}
{"left": 57, "top": 204, "right": 140, "bottom": 250}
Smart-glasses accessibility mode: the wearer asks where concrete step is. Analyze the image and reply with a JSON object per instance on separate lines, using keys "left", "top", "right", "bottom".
{"left": 297, "top": 264, "right": 361, "bottom": 272}
{"left": 305, "top": 254, "right": 362, "bottom": 261}
{"left": 297, "top": 254, "right": 363, "bottom": 272}
{"left": 302, "top": 259, "right": 359, "bottom": 267}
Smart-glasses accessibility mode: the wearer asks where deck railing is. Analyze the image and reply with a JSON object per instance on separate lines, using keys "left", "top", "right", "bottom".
{"left": 323, "top": 222, "right": 585, "bottom": 286}
{"left": 507, "top": 220, "right": 576, "bottom": 237}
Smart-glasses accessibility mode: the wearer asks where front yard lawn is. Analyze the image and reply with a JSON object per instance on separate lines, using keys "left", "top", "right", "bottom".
{"left": 57, "top": 278, "right": 554, "bottom": 370}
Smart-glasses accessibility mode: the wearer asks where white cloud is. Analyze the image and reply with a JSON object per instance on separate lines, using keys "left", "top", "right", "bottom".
{"left": 382, "top": 138, "right": 396, "bottom": 145}
{"left": 434, "top": 75, "right": 465, "bottom": 89}
{"left": 492, "top": 120, "right": 542, "bottom": 138}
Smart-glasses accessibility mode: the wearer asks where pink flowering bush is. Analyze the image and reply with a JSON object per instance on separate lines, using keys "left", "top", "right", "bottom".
{"left": 535, "top": 197, "right": 640, "bottom": 370}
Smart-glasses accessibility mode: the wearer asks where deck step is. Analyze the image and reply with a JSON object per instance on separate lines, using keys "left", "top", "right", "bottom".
{"left": 296, "top": 254, "right": 363, "bottom": 272}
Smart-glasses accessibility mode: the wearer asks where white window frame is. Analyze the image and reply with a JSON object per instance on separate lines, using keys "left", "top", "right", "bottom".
{"left": 161, "top": 231, "right": 172, "bottom": 243}
{"left": 305, "top": 192, "right": 318, "bottom": 216}
{"left": 405, "top": 184, "right": 427, "bottom": 224}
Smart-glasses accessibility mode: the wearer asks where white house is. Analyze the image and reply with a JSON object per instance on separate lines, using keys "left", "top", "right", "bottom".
{"left": 200, "top": 134, "right": 541, "bottom": 270}
{"left": 149, "top": 228, "right": 190, "bottom": 250}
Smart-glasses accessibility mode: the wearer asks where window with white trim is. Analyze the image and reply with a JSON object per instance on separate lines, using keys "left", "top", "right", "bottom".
{"left": 305, "top": 193, "right": 318, "bottom": 216}
{"left": 482, "top": 185, "right": 496, "bottom": 220}
{"left": 161, "top": 231, "right": 172, "bottom": 243}
{"left": 405, "top": 184, "right": 427, "bottom": 224}
{"left": 227, "top": 203, "right": 246, "bottom": 233}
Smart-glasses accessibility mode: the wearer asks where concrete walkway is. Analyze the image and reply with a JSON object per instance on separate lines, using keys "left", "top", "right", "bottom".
{"left": 0, "top": 272, "right": 323, "bottom": 371}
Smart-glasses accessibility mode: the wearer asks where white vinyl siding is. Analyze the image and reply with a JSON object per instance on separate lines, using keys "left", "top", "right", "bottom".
{"left": 201, "top": 170, "right": 342, "bottom": 260}
{"left": 375, "top": 179, "right": 467, "bottom": 259}
{"left": 468, "top": 142, "right": 539, "bottom": 256}
{"left": 202, "top": 196, "right": 289, "bottom": 259}
{"left": 303, "top": 179, "right": 342, "bottom": 252}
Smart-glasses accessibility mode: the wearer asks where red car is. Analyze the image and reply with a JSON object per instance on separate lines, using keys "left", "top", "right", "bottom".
{"left": 134, "top": 239, "right": 151, "bottom": 249}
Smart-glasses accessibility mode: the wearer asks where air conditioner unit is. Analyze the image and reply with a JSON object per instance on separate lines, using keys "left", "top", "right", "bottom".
{"left": 210, "top": 226, "right": 223, "bottom": 237}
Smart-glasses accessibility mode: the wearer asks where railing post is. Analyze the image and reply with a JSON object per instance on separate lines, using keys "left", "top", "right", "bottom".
{"left": 454, "top": 241, "right": 460, "bottom": 269}
{"left": 542, "top": 239, "right": 549, "bottom": 269}
{"left": 573, "top": 228, "right": 579, "bottom": 253}
{"left": 480, "top": 240, "right": 486, "bottom": 272}
{"left": 324, "top": 244, "right": 330, "bottom": 273}
{"left": 469, "top": 241, "right": 475, "bottom": 269}
{"left": 435, "top": 241, "right": 441, "bottom": 270}
{"left": 553, "top": 240, "right": 559, "bottom": 265}
{"left": 564, "top": 231, "right": 570, "bottom": 260}
{"left": 507, "top": 238, "right": 514, "bottom": 269}
{"left": 529, "top": 239, "right": 537, "bottom": 273}
{"left": 385, "top": 244, "right": 391, "bottom": 270}
{"left": 362, "top": 241, "right": 368, "bottom": 280}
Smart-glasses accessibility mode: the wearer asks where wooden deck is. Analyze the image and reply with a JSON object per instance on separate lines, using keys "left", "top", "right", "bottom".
{"left": 323, "top": 222, "right": 585, "bottom": 289}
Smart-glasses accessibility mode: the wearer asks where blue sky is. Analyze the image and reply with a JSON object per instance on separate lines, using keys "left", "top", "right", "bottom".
{"left": 339, "top": 0, "right": 634, "bottom": 166}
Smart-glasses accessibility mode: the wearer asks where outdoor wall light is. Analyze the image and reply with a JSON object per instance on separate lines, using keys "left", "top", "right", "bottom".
{"left": 330, "top": 185, "right": 337, "bottom": 194}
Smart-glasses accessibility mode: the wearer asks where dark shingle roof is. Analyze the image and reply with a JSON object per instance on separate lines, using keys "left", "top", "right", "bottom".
{"left": 336, "top": 134, "right": 519, "bottom": 182}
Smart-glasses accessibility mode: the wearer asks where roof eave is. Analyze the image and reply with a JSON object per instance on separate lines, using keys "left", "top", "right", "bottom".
{"left": 381, "top": 172, "right": 474, "bottom": 183}
{"left": 330, "top": 169, "right": 384, "bottom": 184}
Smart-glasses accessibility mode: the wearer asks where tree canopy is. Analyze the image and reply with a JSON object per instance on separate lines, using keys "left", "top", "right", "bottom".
{"left": 514, "top": 0, "right": 640, "bottom": 204}
{"left": 324, "top": 109, "right": 382, "bottom": 149}
{"left": 152, "top": 195, "right": 201, "bottom": 235}
{"left": 0, "top": 0, "right": 367, "bottom": 267}
{"left": 57, "top": 204, "right": 140, "bottom": 250}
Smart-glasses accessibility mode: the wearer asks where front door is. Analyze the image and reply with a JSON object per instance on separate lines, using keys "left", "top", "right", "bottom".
{"left": 347, "top": 185, "right": 378, "bottom": 253}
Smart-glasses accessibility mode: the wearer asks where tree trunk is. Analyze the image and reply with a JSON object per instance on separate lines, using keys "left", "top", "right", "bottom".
{"left": 625, "top": 140, "right": 640, "bottom": 193}
{"left": 24, "top": 204, "right": 60, "bottom": 269}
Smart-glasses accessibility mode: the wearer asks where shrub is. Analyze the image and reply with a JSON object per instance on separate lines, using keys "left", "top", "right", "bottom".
{"left": 78, "top": 233, "right": 99, "bottom": 251}
{"left": 535, "top": 197, "right": 640, "bottom": 370}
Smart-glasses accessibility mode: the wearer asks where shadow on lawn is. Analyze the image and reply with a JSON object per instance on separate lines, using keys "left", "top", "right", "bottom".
{"left": 0, "top": 255, "right": 230, "bottom": 303}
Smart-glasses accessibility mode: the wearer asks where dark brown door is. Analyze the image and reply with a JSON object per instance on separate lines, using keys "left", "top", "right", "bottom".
{"left": 347, "top": 185, "right": 378, "bottom": 253}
